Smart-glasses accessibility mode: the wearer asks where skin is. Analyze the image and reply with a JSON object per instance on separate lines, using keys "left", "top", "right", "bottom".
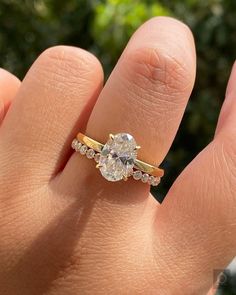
{"left": 0, "top": 68, "right": 20, "bottom": 121}
{"left": 0, "top": 16, "right": 235, "bottom": 294}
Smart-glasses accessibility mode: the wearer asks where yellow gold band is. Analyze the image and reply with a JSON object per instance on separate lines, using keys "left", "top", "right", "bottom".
{"left": 76, "top": 132, "right": 164, "bottom": 177}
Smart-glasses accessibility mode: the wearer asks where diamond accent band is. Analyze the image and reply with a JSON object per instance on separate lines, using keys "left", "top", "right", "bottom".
{"left": 71, "top": 133, "right": 163, "bottom": 187}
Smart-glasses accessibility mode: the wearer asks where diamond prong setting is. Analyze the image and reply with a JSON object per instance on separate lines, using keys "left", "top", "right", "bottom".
{"left": 71, "top": 133, "right": 162, "bottom": 186}
{"left": 109, "top": 134, "right": 114, "bottom": 140}
{"left": 98, "top": 133, "right": 137, "bottom": 182}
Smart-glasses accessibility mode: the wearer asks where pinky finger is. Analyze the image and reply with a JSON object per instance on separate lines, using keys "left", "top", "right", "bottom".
{"left": 0, "top": 68, "right": 20, "bottom": 123}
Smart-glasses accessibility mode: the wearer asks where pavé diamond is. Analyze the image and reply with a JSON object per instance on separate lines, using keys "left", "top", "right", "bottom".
{"left": 141, "top": 173, "right": 149, "bottom": 183}
{"left": 86, "top": 149, "right": 95, "bottom": 159}
{"left": 80, "top": 145, "right": 87, "bottom": 155}
{"left": 71, "top": 139, "right": 82, "bottom": 152}
{"left": 75, "top": 142, "right": 82, "bottom": 152}
{"left": 99, "top": 133, "right": 137, "bottom": 181}
{"left": 71, "top": 139, "right": 78, "bottom": 149}
{"left": 148, "top": 176, "right": 155, "bottom": 185}
{"left": 153, "top": 177, "right": 160, "bottom": 186}
{"left": 133, "top": 170, "right": 142, "bottom": 180}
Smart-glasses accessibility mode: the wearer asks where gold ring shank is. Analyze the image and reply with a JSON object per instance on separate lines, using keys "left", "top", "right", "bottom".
{"left": 77, "top": 133, "right": 164, "bottom": 177}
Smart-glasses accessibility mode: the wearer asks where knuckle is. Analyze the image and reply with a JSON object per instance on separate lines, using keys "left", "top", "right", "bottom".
{"left": 122, "top": 46, "right": 193, "bottom": 103}
{"left": 31, "top": 46, "right": 103, "bottom": 88}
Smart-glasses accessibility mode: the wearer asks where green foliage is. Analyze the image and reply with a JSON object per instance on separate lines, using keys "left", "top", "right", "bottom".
{"left": 1, "top": 0, "right": 235, "bottom": 201}
{"left": 92, "top": 0, "right": 170, "bottom": 71}
{"left": 0, "top": 0, "right": 94, "bottom": 76}
{"left": 91, "top": 0, "right": 236, "bottom": 201}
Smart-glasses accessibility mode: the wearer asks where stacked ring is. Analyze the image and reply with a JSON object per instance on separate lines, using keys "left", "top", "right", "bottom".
{"left": 72, "top": 132, "right": 164, "bottom": 187}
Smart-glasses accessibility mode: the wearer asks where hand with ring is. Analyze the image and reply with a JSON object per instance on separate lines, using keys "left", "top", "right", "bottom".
{"left": 0, "top": 17, "right": 235, "bottom": 295}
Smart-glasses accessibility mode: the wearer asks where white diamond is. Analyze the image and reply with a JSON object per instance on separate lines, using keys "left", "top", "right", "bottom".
{"left": 80, "top": 145, "right": 87, "bottom": 155}
{"left": 99, "top": 133, "right": 137, "bottom": 182}
{"left": 86, "top": 149, "right": 95, "bottom": 159}
{"left": 72, "top": 139, "right": 82, "bottom": 152}
{"left": 94, "top": 153, "right": 100, "bottom": 163}
{"left": 141, "top": 173, "right": 149, "bottom": 183}
{"left": 133, "top": 170, "right": 142, "bottom": 180}
{"left": 75, "top": 142, "right": 82, "bottom": 152}
{"left": 71, "top": 139, "right": 78, "bottom": 149}
{"left": 152, "top": 177, "right": 160, "bottom": 186}
{"left": 148, "top": 176, "right": 155, "bottom": 185}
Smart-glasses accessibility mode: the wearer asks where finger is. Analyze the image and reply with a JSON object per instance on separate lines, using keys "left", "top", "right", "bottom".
{"left": 152, "top": 63, "right": 236, "bottom": 294}
{"left": 0, "top": 68, "right": 20, "bottom": 123}
{"left": 54, "top": 17, "right": 195, "bottom": 293}
{"left": 206, "top": 287, "right": 217, "bottom": 295}
{"left": 0, "top": 46, "right": 103, "bottom": 187}
{"left": 64, "top": 17, "right": 196, "bottom": 193}
{"left": 215, "top": 61, "right": 236, "bottom": 136}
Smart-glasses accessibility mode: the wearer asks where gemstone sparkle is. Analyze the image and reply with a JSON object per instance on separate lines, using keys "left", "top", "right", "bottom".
{"left": 99, "top": 133, "right": 137, "bottom": 182}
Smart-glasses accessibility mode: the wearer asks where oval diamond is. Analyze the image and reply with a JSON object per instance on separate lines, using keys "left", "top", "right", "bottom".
{"left": 99, "top": 133, "right": 137, "bottom": 182}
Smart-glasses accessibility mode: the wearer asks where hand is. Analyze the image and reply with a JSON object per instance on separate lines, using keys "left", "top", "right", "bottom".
{"left": 0, "top": 17, "right": 235, "bottom": 295}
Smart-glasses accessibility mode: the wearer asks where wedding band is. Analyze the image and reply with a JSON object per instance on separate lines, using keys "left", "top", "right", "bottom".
{"left": 71, "top": 132, "right": 164, "bottom": 186}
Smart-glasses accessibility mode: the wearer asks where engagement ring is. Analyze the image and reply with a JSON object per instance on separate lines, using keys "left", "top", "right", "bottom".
{"left": 72, "top": 133, "right": 164, "bottom": 186}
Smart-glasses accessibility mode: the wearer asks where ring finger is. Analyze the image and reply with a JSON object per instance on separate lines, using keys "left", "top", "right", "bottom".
{"left": 57, "top": 17, "right": 196, "bottom": 293}
{"left": 64, "top": 16, "right": 196, "bottom": 196}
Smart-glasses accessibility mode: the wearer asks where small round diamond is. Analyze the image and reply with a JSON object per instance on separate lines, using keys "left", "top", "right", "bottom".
{"left": 152, "top": 177, "right": 160, "bottom": 186}
{"left": 80, "top": 145, "right": 87, "bottom": 155}
{"left": 141, "top": 173, "right": 149, "bottom": 183}
{"left": 133, "top": 170, "right": 142, "bottom": 180}
{"left": 148, "top": 176, "right": 155, "bottom": 185}
{"left": 71, "top": 139, "right": 78, "bottom": 149}
{"left": 75, "top": 142, "right": 82, "bottom": 152}
{"left": 86, "top": 149, "right": 95, "bottom": 159}
{"left": 94, "top": 153, "right": 100, "bottom": 163}
{"left": 72, "top": 139, "right": 82, "bottom": 152}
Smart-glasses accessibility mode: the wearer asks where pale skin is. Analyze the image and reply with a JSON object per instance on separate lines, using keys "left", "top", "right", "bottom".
{"left": 0, "top": 16, "right": 235, "bottom": 295}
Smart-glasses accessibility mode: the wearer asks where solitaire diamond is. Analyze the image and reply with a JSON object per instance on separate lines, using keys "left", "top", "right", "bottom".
{"left": 99, "top": 133, "right": 137, "bottom": 181}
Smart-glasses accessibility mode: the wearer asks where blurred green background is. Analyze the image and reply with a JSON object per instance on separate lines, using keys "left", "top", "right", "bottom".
{"left": 0, "top": 0, "right": 235, "bottom": 293}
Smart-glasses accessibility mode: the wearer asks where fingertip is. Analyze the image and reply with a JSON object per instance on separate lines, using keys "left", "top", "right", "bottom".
{"left": 0, "top": 68, "right": 21, "bottom": 122}
{"left": 131, "top": 16, "right": 196, "bottom": 63}
{"left": 225, "top": 60, "right": 236, "bottom": 97}
{"left": 0, "top": 68, "right": 21, "bottom": 86}
{"left": 35, "top": 46, "right": 104, "bottom": 86}
{"left": 215, "top": 61, "right": 236, "bottom": 136}
{"left": 126, "top": 16, "right": 196, "bottom": 91}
